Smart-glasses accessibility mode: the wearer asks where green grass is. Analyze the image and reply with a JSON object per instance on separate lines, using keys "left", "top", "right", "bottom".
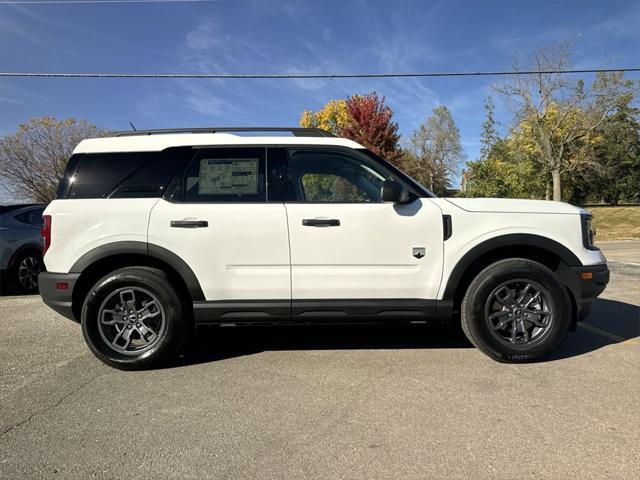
{"left": 588, "top": 206, "right": 640, "bottom": 240}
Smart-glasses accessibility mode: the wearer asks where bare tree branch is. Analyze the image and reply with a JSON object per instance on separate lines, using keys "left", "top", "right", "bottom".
{"left": 492, "top": 43, "right": 637, "bottom": 201}
{"left": 0, "top": 117, "right": 103, "bottom": 203}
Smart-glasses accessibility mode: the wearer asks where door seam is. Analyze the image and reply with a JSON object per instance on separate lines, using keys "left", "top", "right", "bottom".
{"left": 283, "top": 202, "right": 293, "bottom": 318}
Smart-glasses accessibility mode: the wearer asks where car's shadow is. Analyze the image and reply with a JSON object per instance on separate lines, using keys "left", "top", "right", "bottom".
{"left": 548, "top": 298, "right": 639, "bottom": 361}
{"left": 170, "top": 323, "right": 473, "bottom": 368}
{"left": 0, "top": 281, "right": 36, "bottom": 296}
{"left": 167, "top": 298, "right": 639, "bottom": 368}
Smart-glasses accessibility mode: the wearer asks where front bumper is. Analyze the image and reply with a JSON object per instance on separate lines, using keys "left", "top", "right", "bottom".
{"left": 38, "top": 272, "right": 80, "bottom": 322}
{"left": 569, "top": 263, "right": 610, "bottom": 321}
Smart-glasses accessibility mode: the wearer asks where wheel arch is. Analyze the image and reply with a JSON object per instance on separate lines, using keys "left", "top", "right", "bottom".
{"left": 70, "top": 241, "right": 204, "bottom": 321}
{"left": 442, "top": 234, "right": 581, "bottom": 326}
{"left": 8, "top": 243, "right": 43, "bottom": 269}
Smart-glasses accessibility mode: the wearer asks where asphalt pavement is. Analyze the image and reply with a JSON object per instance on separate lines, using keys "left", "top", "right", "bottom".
{"left": 0, "top": 241, "right": 638, "bottom": 479}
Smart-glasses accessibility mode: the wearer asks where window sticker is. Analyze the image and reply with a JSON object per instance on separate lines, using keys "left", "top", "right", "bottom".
{"left": 198, "top": 158, "right": 258, "bottom": 195}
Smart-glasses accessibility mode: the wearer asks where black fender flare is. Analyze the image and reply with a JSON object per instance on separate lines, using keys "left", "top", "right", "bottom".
{"left": 69, "top": 241, "right": 205, "bottom": 301}
{"left": 441, "top": 233, "right": 582, "bottom": 302}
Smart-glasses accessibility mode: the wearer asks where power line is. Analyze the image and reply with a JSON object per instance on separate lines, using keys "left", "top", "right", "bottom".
{"left": 0, "top": 67, "right": 639, "bottom": 79}
{"left": 0, "top": 0, "right": 216, "bottom": 4}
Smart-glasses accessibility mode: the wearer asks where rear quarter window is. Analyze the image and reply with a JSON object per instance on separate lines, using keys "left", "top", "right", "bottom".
{"left": 14, "top": 208, "right": 45, "bottom": 226}
{"left": 57, "top": 148, "right": 191, "bottom": 199}
{"left": 68, "top": 153, "right": 153, "bottom": 199}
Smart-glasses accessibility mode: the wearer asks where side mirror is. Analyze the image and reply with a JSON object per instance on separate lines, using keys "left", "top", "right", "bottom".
{"left": 381, "top": 180, "right": 411, "bottom": 204}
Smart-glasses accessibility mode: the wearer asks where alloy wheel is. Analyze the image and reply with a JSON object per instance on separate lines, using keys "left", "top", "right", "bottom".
{"left": 18, "top": 256, "right": 41, "bottom": 291}
{"left": 97, "top": 287, "right": 167, "bottom": 356}
{"left": 484, "top": 279, "right": 554, "bottom": 347}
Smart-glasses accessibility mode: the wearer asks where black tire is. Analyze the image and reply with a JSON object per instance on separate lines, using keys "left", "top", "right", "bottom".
{"left": 81, "top": 267, "right": 189, "bottom": 370}
{"left": 10, "top": 250, "right": 43, "bottom": 294}
{"left": 461, "top": 258, "right": 571, "bottom": 363}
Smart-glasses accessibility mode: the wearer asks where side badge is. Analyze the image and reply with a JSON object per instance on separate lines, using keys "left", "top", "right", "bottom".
{"left": 412, "top": 247, "right": 426, "bottom": 259}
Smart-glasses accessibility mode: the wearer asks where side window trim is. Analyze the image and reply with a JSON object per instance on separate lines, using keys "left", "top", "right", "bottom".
{"left": 266, "top": 147, "right": 295, "bottom": 203}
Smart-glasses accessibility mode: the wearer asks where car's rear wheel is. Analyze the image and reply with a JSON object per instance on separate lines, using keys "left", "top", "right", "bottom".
{"left": 81, "top": 267, "right": 188, "bottom": 370}
{"left": 461, "top": 258, "right": 571, "bottom": 362}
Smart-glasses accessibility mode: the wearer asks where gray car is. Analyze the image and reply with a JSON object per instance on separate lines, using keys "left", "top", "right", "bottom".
{"left": 0, "top": 204, "right": 46, "bottom": 293}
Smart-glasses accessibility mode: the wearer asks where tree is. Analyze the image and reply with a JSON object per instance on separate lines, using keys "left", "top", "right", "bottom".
{"left": 0, "top": 117, "right": 102, "bottom": 203}
{"left": 587, "top": 101, "right": 640, "bottom": 203}
{"left": 479, "top": 96, "right": 499, "bottom": 160}
{"left": 299, "top": 99, "right": 349, "bottom": 135}
{"left": 463, "top": 157, "right": 537, "bottom": 198}
{"left": 403, "top": 106, "right": 463, "bottom": 196}
{"left": 300, "top": 92, "right": 403, "bottom": 164}
{"left": 494, "top": 43, "right": 637, "bottom": 201}
{"left": 464, "top": 134, "right": 547, "bottom": 199}
{"left": 341, "top": 92, "right": 403, "bottom": 164}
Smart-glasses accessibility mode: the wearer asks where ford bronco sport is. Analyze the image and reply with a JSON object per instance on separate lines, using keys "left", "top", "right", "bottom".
{"left": 39, "top": 127, "right": 609, "bottom": 369}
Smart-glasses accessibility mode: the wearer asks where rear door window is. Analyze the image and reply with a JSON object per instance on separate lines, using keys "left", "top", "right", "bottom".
{"left": 182, "top": 148, "right": 266, "bottom": 203}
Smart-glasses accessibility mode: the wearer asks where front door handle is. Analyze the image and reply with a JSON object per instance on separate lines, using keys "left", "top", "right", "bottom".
{"left": 302, "top": 218, "right": 340, "bottom": 227}
{"left": 170, "top": 220, "right": 209, "bottom": 228}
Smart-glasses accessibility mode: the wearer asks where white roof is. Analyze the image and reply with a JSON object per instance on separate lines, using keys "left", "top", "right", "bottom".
{"left": 73, "top": 133, "right": 365, "bottom": 154}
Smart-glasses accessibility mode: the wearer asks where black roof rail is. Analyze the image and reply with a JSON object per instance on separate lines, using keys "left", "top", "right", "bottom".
{"left": 104, "top": 127, "right": 336, "bottom": 138}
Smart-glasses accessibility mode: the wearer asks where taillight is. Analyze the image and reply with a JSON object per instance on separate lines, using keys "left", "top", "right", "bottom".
{"left": 41, "top": 215, "right": 52, "bottom": 255}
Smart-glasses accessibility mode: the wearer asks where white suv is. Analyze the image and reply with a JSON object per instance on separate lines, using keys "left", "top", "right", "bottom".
{"left": 39, "top": 127, "right": 609, "bottom": 369}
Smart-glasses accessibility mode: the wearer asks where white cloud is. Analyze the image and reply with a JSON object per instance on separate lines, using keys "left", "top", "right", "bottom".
{"left": 186, "top": 19, "right": 222, "bottom": 51}
{"left": 588, "top": 3, "right": 640, "bottom": 40}
{"left": 244, "top": 0, "right": 313, "bottom": 18}
{"left": 0, "top": 95, "right": 24, "bottom": 105}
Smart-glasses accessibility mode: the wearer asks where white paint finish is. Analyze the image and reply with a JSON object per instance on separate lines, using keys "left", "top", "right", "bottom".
{"left": 74, "top": 134, "right": 364, "bottom": 154}
{"left": 284, "top": 199, "right": 444, "bottom": 299}
{"left": 43, "top": 192, "right": 605, "bottom": 304}
{"left": 445, "top": 197, "right": 588, "bottom": 215}
{"left": 432, "top": 198, "right": 607, "bottom": 299}
{"left": 148, "top": 199, "right": 290, "bottom": 300}
{"left": 42, "top": 198, "right": 158, "bottom": 273}
{"left": 45, "top": 138, "right": 607, "bottom": 306}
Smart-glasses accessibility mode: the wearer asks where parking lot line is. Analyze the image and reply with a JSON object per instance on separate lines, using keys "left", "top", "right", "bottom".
{"left": 607, "top": 260, "right": 640, "bottom": 267}
{"left": 577, "top": 322, "right": 629, "bottom": 343}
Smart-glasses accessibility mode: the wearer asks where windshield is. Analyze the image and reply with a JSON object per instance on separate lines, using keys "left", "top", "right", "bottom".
{"left": 356, "top": 149, "right": 436, "bottom": 198}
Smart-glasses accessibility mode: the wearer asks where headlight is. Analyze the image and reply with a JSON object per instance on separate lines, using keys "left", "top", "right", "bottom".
{"left": 581, "top": 214, "right": 598, "bottom": 250}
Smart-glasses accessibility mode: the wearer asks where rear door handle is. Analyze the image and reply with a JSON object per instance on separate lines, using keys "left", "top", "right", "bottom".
{"left": 170, "top": 220, "right": 208, "bottom": 228}
{"left": 302, "top": 218, "right": 340, "bottom": 227}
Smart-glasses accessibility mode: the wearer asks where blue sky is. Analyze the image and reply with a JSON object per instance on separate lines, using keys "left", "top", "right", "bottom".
{"left": 1, "top": 0, "right": 639, "bottom": 172}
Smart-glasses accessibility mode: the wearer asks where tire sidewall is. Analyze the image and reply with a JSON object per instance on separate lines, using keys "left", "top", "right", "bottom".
{"left": 81, "top": 269, "right": 184, "bottom": 370}
{"left": 462, "top": 260, "right": 571, "bottom": 362}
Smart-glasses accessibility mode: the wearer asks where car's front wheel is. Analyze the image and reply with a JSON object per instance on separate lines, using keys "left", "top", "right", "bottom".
{"left": 461, "top": 258, "right": 572, "bottom": 362}
{"left": 81, "top": 267, "right": 189, "bottom": 370}
{"left": 10, "top": 250, "right": 43, "bottom": 293}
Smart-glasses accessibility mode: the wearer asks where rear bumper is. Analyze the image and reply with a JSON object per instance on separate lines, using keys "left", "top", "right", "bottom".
{"left": 38, "top": 272, "right": 80, "bottom": 323}
{"left": 569, "top": 263, "right": 610, "bottom": 321}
